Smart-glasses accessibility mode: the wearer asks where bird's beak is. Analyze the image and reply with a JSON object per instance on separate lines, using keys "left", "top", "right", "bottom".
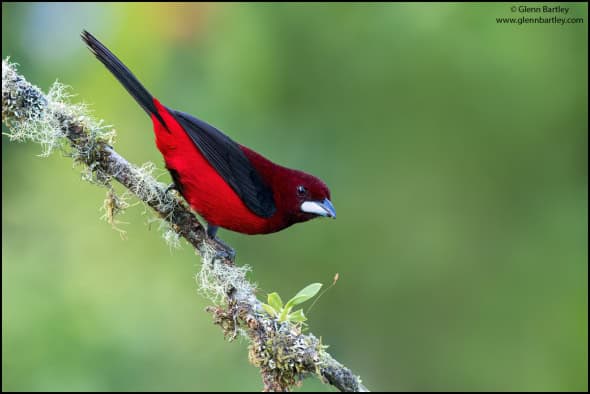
{"left": 301, "top": 198, "right": 336, "bottom": 218}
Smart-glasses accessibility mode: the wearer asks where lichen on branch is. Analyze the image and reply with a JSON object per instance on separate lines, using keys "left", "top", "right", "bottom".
{"left": 2, "top": 58, "right": 368, "bottom": 392}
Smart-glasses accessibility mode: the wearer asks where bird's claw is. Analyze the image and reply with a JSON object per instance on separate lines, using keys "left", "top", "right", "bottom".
{"left": 209, "top": 236, "right": 236, "bottom": 261}
{"left": 165, "top": 183, "right": 178, "bottom": 194}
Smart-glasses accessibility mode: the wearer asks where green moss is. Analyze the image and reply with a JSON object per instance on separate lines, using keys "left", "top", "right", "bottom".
{"left": 246, "top": 314, "right": 322, "bottom": 391}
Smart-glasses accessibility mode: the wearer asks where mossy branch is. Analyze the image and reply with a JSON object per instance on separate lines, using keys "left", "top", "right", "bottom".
{"left": 2, "top": 59, "right": 368, "bottom": 392}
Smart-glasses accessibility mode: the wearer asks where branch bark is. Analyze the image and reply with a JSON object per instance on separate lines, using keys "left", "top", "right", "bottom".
{"left": 2, "top": 59, "right": 368, "bottom": 392}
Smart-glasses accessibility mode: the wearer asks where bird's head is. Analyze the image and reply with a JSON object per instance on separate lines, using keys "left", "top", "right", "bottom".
{"left": 277, "top": 169, "right": 336, "bottom": 224}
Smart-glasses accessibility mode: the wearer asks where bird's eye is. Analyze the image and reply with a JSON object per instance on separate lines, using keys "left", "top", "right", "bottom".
{"left": 297, "top": 185, "right": 307, "bottom": 196}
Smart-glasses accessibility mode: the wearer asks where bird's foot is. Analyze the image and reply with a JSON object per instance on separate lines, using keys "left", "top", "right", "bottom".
{"left": 165, "top": 183, "right": 178, "bottom": 194}
{"left": 205, "top": 224, "right": 236, "bottom": 261}
{"left": 207, "top": 224, "right": 219, "bottom": 239}
{"left": 211, "top": 237, "right": 236, "bottom": 261}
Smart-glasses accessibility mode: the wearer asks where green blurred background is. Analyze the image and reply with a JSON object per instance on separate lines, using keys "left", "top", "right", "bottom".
{"left": 2, "top": 3, "right": 588, "bottom": 392}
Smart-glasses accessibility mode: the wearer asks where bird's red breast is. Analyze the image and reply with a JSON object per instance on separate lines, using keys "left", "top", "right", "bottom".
{"left": 151, "top": 99, "right": 276, "bottom": 234}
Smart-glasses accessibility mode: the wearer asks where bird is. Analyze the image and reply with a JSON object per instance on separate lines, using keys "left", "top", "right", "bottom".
{"left": 81, "top": 30, "right": 335, "bottom": 237}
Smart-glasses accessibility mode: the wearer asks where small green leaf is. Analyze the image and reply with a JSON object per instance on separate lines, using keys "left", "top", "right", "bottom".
{"left": 267, "top": 292, "right": 283, "bottom": 311}
{"left": 278, "top": 306, "right": 292, "bottom": 322}
{"left": 285, "top": 283, "right": 323, "bottom": 310}
{"left": 288, "top": 309, "right": 307, "bottom": 323}
{"left": 261, "top": 303, "right": 277, "bottom": 317}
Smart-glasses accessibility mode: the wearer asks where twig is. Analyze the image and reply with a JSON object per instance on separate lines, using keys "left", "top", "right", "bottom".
{"left": 2, "top": 59, "right": 369, "bottom": 392}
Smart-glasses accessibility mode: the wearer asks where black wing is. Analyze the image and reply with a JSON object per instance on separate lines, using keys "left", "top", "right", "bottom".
{"left": 172, "top": 110, "right": 276, "bottom": 218}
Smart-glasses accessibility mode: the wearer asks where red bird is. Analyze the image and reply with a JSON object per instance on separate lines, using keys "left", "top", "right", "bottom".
{"left": 82, "top": 31, "right": 335, "bottom": 237}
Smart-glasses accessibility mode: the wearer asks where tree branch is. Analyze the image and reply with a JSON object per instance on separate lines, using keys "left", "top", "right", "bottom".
{"left": 2, "top": 59, "right": 368, "bottom": 392}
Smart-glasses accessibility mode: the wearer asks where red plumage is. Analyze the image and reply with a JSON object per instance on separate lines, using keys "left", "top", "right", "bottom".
{"left": 82, "top": 31, "right": 335, "bottom": 236}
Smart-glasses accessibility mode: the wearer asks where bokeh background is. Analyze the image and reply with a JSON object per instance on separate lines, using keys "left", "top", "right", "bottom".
{"left": 2, "top": 3, "right": 588, "bottom": 392}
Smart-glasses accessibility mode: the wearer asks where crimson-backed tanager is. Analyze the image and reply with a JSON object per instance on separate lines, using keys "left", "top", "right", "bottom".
{"left": 81, "top": 31, "right": 336, "bottom": 237}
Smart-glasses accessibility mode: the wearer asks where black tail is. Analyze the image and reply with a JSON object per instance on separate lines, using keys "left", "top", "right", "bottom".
{"left": 81, "top": 30, "right": 166, "bottom": 127}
